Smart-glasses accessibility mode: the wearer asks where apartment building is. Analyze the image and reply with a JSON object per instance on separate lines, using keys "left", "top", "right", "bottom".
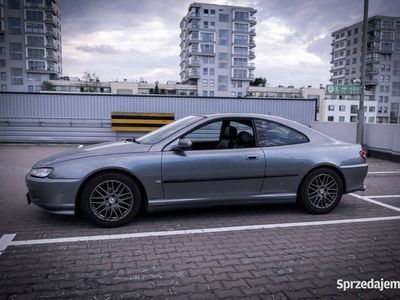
{"left": 0, "top": 0, "right": 62, "bottom": 92}
{"left": 179, "top": 2, "right": 256, "bottom": 97}
{"left": 330, "top": 15, "right": 400, "bottom": 123}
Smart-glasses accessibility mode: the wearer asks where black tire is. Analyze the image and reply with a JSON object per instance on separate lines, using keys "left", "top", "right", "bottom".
{"left": 80, "top": 172, "right": 142, "bottom": 227}
{"left": 299, "top": 168, "right": 343, "bottom": 214}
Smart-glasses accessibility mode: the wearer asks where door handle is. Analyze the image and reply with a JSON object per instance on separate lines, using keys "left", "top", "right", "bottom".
{"left": 246, "top": 155, "right": 259, "bottom": 160}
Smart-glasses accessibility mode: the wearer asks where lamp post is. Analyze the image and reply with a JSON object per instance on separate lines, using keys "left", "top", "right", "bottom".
{"left": 356, "top": 0, "right": 368, "bottom": 145}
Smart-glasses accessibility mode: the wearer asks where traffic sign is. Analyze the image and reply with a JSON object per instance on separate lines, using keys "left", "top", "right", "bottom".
{"left": 326, "top": 85, "right": 361, "bottom": 95}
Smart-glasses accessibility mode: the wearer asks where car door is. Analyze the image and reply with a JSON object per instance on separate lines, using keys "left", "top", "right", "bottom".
{"left": 161, "top": 118, "right": 266, "bottom": 200}
{"left": 254, "top": 119, "right": 310, "bottom": 196}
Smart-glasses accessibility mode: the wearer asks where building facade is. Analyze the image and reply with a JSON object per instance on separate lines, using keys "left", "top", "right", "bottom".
{"left": 330, "top": 15, "right": 400, "bottom": 123}
{"left": 179, "top": 2, "right": 256, "bottom": 97}
{"left": 0, "top": 0, "right": 62, "bottom": 92}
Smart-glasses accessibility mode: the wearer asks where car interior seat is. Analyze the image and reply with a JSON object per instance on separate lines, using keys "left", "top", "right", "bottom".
{"left": 216, "top": 126, "right": 238, "bottom": 149}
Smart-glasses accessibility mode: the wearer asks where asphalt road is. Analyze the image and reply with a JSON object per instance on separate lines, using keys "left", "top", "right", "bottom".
{"left": 0, "top": 144, "right": 399, "bottom": 299}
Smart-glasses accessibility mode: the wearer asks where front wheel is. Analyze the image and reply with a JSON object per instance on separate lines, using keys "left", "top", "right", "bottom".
{"left": 299, "top": 168, "right": 343, "bottom": 214}
{"left": 80, "top": 173, "right": 142, "bottom": 227}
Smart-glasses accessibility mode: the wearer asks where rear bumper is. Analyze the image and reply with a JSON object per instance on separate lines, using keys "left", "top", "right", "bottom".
{"left": 25, "top": 175, "right": 82, "bottom": 215}
{"left": 340, "top": 163, "right": 368, "bottom": 193}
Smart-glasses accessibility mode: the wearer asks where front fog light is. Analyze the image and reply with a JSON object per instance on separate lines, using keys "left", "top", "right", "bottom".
{"left": 31, "top": 168, "right": 54, "bottom": 178}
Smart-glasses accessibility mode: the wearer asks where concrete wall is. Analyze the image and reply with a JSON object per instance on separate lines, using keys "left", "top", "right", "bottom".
{"left": 310, "top": 122, "right": 400, "bottom": 158}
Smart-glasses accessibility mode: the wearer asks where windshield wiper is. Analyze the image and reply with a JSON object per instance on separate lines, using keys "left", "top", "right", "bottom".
{"left": 125, "top": 137, "right": 140, "bottom": 144}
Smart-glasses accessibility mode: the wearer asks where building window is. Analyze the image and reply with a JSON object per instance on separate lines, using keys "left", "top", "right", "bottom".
{"left": 0, "top": 72, "right": 6, "bottom": 81}
{"left": 202, "top": 91, "right": 208, "bottom": 96}
{"left": 234, "top": 11, "right": 249, "bottom": 21}
{"left": 328, "top": 105, "right": 335, "bottom": 111}
{"left": 8, "top": 17, "right": 21, "bottom": 35}
{"left": 327, "top": 116, "right": 334, "bottom": 122}
{"left": 384, "top": 96, "right": 389, "bottom": 103}
{"left": 218, "top": 52, "right": 228, "bottom": 68}
{"left": 27, "top": 48, "right": 45, "bottom": 59}
{"left": 369, "top": 106, "right": 376, "bottom": 112}
{"left": 233, "top": 57, "right": 248, "bottom": 67}
{"left": 350, "top": 116, "right": 357, "bottom": 122}
{"left": 233, "top": 46, "right": 248, "bottom": 55}
{"left": 209, "top": 68, "right": 215, "bottom": 76}
{"left": 218, "top": 29, "right": 229, "bottom": 45}
{"left": 200, "top": 32, "right": 214, "bottom": 42}
{"left": 219, "top": 14, "right": 229, "bottom": 22}
{"left": 218, "top": 75, "right": 228, "bottom": 91}
{"left": 200, "top": 44, "right": 214, "bottom": 54}
{"left": 28, "top": 85, "right": 34, "bottom": 92}
{"left": 352, "top": 57, "right": 357, "bottom": 64}
{"left": 28, "top": 60, "right": 46, "bottom": 71}
{"left": 203, "top": 9, "right": 209, "bottom": 15}
{"left": 354, "top": 37, "right": 358, "bottom": 44}
{"left": 26, "top": 23, "right": 44, "bottom": 33}
{"left": 234, "top": 35, "right": 248, "bottom": 45}
{"left": 8, "top": 0, "right": 20, "bottom": 9}
{"left": 209, "top": 91, "right": 214, "bottom": 96}
{"left": 209, "top": 79, "right": 214, "bottom": 87}
{"left": 11, "top": 68, "right": 23, "bottom": 85}
{"left": 0, "top": 60, "right": 5, "bottom": 67}
{"left": 203, "top": 67, "right": 208, "bottom": 75}
{"left": 233, "top": 69, "right": 247, "bottom": 78}
{"left": 210, "top": 10, "right": 215, "bottom": 16}
{"left": 392, "top": 82, "right": 400, "bottom": 96}
{"left": 234, "top": 23, "right": 248, "bottom": 32}
{"left": 339, "top": 116, "right": 345, "bottom": 122}
{"left": 202, "top": 79, "right": 208, "bottom": 87}
{"left": 10, "top": 43, "right": 22, "bottom": 60}
{"left": 27, "top": 35, "right": 45, "bottom": 46}
{"left": 26, "top": 10, "right": 44, "bottom": 21}
{"left": 354, "top": 28, "right": 358, "bottom": 34}
{"left": 339, "top": 105, "right": 345, "bottom": 112}
{"left": 350, "top": 105, "right": 358, "bottom": 114}
{"left": 1, "top": 84, "right": 7, "bottom": 91}
{"left": 368, "top": 117, "right": 374, "bottom": 123}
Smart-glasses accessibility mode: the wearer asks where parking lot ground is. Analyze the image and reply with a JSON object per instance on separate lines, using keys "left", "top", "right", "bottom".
{"left": 0, "top": 144, "right": 400, "bottom": 299}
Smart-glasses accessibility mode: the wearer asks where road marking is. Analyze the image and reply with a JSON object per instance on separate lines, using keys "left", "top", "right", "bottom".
{"left": 368, "top": 171, "right": 400, "bottom": 175}
{"left": 349, "top": 193, "right": 400, "bottom": 212}
{"left": 0, "top": 234, "right": 16, "bottom": 255}
{"left": 368, "top": 195, "right": 400, "bottom": 199}
{"left": 0, "top": 216, "right": 399, "bottom": 255}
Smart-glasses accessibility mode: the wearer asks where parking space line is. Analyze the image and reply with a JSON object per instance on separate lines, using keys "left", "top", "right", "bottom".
{"left": 1, "top": 216, "right": 400, "bottom": 256}
{"left": 368, "top": 171, "right": 400, "bottom": 175}
{"left": 367, "top": 195, "right": 400, "bottom": 199}
{"left": 349, "top": 193, "right": 400, "bottom": 212}
{"left": 0, "top": 234, "right": 16, "bottom": 256}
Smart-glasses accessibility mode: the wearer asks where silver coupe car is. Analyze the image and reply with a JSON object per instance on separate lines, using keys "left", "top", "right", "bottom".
{"left": 26, "top": 113, "right": 368, "bottom": 227}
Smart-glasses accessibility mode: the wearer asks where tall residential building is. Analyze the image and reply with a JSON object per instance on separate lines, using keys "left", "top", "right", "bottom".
{"left": 330, "top": 15, "right": 400, "bottom": 124}
{"left": 0, "top": 0, "right": 62, "bottom": 92}
{"left": 179, "top": 2, "right": 256, "bottom": 97}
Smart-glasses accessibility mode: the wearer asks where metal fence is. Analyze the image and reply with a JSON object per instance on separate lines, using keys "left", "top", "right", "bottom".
{"left": 0, "top": 92, "right": 316, "bottom": 143}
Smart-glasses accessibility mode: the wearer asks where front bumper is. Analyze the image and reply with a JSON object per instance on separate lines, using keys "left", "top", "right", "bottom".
{"left": 25, "top": 175, "right": 82, "bottom": 215}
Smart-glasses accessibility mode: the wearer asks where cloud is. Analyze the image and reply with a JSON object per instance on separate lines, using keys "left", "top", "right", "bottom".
{"left": 59, "top": 0, "right": 400, "bottom": 86}
{"left": 76, "top": 44, "right": 120, "bottom": 54}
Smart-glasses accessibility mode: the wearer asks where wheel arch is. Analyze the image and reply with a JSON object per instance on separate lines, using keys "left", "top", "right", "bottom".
{"left": 296, "top": 164, "right": 347, "bottom": 199}
{"left": 74, "top": 168, "right": 148, "bottom": 215}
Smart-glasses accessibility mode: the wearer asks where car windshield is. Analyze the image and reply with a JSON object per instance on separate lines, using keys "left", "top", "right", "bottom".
{"left": 136, "top": 115, "right": 205, "bottom": 144}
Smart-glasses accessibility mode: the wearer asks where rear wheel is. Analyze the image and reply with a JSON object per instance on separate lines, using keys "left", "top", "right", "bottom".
{"left": 300, "top": 168, "right": 343, "bottom": 214}
{"left": 80, "top": 172, "right": 141, "bottom": 227}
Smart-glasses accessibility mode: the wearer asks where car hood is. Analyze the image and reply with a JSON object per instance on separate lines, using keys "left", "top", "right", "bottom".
{"left": 34, "top": 141, "right": 152, "bottom": 167}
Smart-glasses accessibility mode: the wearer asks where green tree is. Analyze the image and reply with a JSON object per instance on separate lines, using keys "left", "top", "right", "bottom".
{"left": 250, "top": 77, "right": 267, "bottom": 87}
{"left": 154, "top": 83, "right": 160, "bottom": 94}
{"left": 41, "top": 80, "right": 53, "bottom": 91}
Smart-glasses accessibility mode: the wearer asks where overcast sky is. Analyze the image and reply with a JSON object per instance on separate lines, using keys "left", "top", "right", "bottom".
{"left": 59, "top": 0, "right": 400, "bottom": 87}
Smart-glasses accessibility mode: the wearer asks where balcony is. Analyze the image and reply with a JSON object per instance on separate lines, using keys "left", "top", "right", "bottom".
{"left": 187, "top": 12, "right": 200, "bottom": 20}
{"left": 45, "top": 16, "right": 57, "bottom": 27}
{"left": 249, "top": 51, "right": 255, "bottom": 59}
{"left": 249, "top": 29, "right": 256, "bottom": 36}
{"left": 187, "top": 23, "right": 200, "bottom": 33}
{"left": 366, "top": 68, "right": 379, "bottom": 75}
{"left": 46, "top": 55, "right": 57, "bottom": 62}
{"left": 188, "top": 59, "right": 200, "bottom": 67}
{"left": 365, "top": 78, "right": 379, "bottom": 85}
{"left": 187, "top": 71, "right": 200, "bottom": 79}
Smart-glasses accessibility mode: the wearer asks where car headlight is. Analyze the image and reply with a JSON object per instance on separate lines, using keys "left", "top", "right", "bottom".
{"left": 30, "top": 168, "right": 54, "bottom": 178}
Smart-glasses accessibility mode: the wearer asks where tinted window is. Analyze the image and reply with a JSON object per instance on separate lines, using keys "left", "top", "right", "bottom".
{"left": 255, "top": 119, "right": 308, "bottom": 147}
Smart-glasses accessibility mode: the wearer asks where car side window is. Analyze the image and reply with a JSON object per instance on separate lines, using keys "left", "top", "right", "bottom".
{"left": 255, "top": 119, "right": 309, "bottom": 147}
{"left": 182, "top": 119, "right": 256, "bottom": 150}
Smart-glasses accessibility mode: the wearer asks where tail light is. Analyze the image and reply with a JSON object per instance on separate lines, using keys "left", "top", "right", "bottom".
{"left": 359, "top": 149, "right": 367, "bottom": 160}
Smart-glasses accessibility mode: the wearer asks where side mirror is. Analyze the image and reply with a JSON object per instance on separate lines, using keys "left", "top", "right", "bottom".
{"left": 170, "top": 138, "right": 192, "bottom": 151}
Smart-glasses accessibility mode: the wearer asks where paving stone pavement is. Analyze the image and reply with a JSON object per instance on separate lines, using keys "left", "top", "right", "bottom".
{"left": 0, "top": 145, "right": 400, "bottom": 299}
